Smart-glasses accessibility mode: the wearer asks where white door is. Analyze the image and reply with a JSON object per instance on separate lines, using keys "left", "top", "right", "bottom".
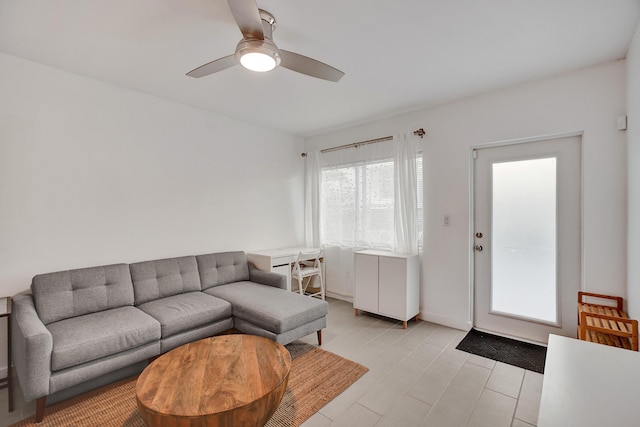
{"left": 473, "top": 135, "right": 581, "bottom": 344}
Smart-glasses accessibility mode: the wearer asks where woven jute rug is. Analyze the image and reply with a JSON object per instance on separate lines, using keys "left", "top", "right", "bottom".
{"left": 10, "top": 341, "right": 368, "bottom": 427}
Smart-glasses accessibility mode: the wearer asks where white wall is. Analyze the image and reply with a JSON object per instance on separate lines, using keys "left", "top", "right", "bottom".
{"left": 306, "top": 60, "right": 627, "bottom": 330}
{"left": 627, "top": 22, "right": 640, "bottom": 319}
{"left": 0, "top": 53, "right": 304, "bottom": 374}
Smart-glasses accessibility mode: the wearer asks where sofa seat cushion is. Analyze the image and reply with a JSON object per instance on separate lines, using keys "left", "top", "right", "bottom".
{"left": 48, "top": 306, "right": 160, "bottom": 372}
{"left": 204, "top": 282, "right": 328, "bottom": 334}
{"left": 137, "top": 292, "right": 232, "bottom": 338}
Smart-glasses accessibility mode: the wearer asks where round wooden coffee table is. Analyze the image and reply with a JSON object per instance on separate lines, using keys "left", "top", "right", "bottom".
{"left": 136, "top": 334, "right": 291, "bottom": 427}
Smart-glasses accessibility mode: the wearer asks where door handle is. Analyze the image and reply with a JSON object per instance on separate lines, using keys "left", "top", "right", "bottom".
{"left": 475, "top": 245, "right": 483, "bottom": 252}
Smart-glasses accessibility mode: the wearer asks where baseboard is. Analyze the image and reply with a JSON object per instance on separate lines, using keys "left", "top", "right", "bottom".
{"left": 326, "top": 291, "right": 353, "bottom": 303}
{"left": 420, "top": 311, "right": 471, "bottom": 331}
{"left": 324, "top": 296, "right": 470, "bottom": 331}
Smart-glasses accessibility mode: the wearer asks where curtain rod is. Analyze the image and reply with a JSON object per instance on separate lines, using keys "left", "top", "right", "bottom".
{"left": 301, "top": 128, "right": 425, "bottom": 157}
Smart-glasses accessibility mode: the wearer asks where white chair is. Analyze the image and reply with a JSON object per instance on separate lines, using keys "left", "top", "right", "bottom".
{"left": 291, "top": 250, "right": 325, "bottom": 300}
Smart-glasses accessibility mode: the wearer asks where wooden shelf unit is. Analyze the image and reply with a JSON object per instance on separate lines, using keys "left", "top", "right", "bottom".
{"left": 577, "top": 291, "right": 638, "bottom": 351}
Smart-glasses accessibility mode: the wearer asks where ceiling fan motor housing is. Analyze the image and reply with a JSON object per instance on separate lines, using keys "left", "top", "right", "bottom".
{"left": 234, "top": 9, "right": 281, "bottom": 71}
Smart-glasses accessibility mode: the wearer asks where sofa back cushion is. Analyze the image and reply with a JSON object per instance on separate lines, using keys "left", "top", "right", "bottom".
{"left": 31, "top": 264, "right": 134, "bottom": 325}
{"left": 130, "top": 256, "right": 201, "bottom": 305}
{"left": 196, "top": 252, "right": 250, "bottom": 290}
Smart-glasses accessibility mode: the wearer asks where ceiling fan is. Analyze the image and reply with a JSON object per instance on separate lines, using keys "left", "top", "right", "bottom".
{"left": 186, "top": 0, "right": 345, "bottom": 82}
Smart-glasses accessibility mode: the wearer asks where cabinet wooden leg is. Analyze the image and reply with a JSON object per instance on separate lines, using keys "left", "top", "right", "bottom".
{"left": 402, "top": 321, "right": 407, "bottom": 329}
{"left": 354, "top": 308, "right": 359, "bottom": 316}
{"left": 35, "top": 397, "right": 46, "bottom": 423}
{"left": 413, "top": 314, "right": 419, "bottom": 322}
{"left": 317, "top": 330, "right": 322, "bottom": 346}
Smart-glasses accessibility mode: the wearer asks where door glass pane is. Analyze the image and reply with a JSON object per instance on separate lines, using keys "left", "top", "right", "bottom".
{"left": 492, "top": 157, "right": 557, "bottom": 323}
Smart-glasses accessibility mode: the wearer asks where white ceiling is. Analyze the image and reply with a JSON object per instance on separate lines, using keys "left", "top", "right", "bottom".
{"left": 1, "top": 1, "right": 639, "bottom": 137}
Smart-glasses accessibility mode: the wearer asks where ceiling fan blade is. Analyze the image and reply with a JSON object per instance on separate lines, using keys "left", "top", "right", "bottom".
{"left": 186, "top": 54, "right": 237, "bottom": 78}
{"left": 227, "top": 0, "right": 264, "bottom": 40}
{"left": 279, "top": 50, "right": 344, "bottom": 82}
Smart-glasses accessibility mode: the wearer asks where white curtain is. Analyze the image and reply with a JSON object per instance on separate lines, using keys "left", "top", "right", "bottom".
{"left": 322, "top": 244, "right": 356, "bottom": 299}
{"left": 393, "top": 132, "right": 419, "bottom": 254}
{"left": 304, "top": 151, "right": 321, "bottom": 247}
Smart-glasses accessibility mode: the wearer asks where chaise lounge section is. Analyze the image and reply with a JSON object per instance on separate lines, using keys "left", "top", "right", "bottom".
{"left": 11, "top": 251, "right": 328, "bottom": 422}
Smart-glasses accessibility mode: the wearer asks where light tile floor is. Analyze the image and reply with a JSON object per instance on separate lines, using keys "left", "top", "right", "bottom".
{"left": 0, "top": 298, "right": 542, "bottom": 427}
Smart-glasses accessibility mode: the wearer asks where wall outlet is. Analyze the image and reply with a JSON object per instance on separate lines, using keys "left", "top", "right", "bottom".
{"left": 617, "top": 115, "right": 627, "bottom": 131}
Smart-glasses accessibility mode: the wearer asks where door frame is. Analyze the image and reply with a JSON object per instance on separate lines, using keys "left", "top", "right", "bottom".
{"left": 468, "top": 131, "right": 585, "bottom": 342}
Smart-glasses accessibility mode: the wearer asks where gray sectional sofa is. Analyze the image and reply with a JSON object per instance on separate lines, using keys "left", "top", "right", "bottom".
{"left": 11, "top": 251, "right": 328, "bottom": 422}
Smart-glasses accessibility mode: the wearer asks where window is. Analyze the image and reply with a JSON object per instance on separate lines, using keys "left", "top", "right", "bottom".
{"left": 320, "top": 155, "right": 423, "bottom": 251}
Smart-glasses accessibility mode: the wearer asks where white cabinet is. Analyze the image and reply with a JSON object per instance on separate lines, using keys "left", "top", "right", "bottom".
{"left": 354, "top": 250, "right": 419, "bottom": 328}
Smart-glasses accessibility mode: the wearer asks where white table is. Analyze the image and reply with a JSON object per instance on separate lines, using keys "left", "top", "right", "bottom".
{"left": 247, "top": 247, "right": 322, "bottom": 292}
{"left": 538, "top": 334, "right": 640, "bottom": 427}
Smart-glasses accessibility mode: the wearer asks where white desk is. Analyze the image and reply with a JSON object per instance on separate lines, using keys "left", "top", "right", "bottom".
{"left": 247, "top": 247, "right": 322, "bottom": 292}
{"left": 538, "top": 334, "right": 640, "bottom": 427}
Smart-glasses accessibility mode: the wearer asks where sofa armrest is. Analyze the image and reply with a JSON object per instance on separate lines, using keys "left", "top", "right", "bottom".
{"left": 248, "top": 263, "right": 287, "bottom": 290}
{"left": 12, "top": 293, "right": 53, "bottom": 402}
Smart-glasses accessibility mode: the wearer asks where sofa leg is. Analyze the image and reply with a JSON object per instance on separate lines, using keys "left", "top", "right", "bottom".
{"left": 317, "top": 330, "right": 322, "bottom": 346}
{"left": 35, "top": 397, "right": 46, "bottom": 423}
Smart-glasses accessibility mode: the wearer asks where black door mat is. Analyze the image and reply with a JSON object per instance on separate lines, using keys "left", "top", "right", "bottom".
{"left": 456, "top": 328, "right": 547, "bottom": 374}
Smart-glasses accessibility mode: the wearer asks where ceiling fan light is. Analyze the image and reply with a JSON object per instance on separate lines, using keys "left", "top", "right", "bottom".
{"left": 235, "top": 39, "right": 281, "bottom": 73}
{"left": 240, "top": 51, "right": 277, "bottom": 72}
